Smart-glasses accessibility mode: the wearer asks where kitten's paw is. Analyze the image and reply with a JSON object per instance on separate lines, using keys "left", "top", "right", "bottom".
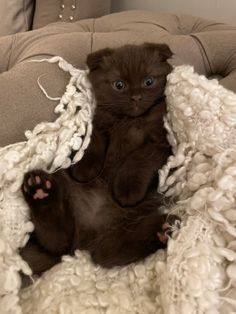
{"left": 22, "top": 170, "right": 53, "bottom": 202}
{"left": 113, "top": 173, "right": 147, "bottom": 206}
{"left": 157, "top": 215, "right": 181, "bottom": 244}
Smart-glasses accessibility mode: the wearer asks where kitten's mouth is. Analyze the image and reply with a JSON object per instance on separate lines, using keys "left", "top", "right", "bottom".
{"left": 133, "top": 105, "right": 139, "bottom": 113}
{"left": 127, "top": 105, "right": 149, "bottom": 117}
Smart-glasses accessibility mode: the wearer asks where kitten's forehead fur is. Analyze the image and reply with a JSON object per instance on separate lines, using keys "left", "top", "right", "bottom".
{"left": 87, "top": 43, "right": 173, "bottom": 78}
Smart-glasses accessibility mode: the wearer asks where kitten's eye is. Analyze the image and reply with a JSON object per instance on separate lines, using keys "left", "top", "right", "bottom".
{"left": 112, "top": 80, "right": 126, "bottom": 91}
{"left": 143, "top": 76, "right": 155, "bottom": 87}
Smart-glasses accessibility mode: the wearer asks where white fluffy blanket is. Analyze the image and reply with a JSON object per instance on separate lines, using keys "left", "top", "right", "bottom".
{"left": 0, "top": 59, "right": 235, "bottom": 314}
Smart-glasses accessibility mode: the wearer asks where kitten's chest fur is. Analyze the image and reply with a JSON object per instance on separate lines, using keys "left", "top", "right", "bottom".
{"left": 110, "top": 118, "right": 146, "bottom": 158}
{"left": 102, "top": 102, "right": 167, "bottom": 171}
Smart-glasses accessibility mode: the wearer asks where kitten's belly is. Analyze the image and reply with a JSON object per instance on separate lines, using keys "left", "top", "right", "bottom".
{"left": 72, "top": 181, "right": 117, "bottom": 231}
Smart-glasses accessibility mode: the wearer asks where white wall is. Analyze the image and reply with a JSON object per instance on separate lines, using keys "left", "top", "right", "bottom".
{"left": 111, "top": 0, "right": 236, "bottom": 25}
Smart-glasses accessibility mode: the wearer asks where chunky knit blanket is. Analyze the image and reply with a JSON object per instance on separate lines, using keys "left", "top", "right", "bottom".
{"left": 0, "top": 59, "right": 235, "bottom": 314}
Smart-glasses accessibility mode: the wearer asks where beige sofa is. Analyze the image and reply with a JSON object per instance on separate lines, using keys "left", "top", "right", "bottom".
{"left": 0, "top": 9, "right": 236, "bottom": 146}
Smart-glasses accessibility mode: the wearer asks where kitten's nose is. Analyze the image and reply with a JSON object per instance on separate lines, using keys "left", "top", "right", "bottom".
{"left": 131, "top": 94, "right": 142, "bottom": 102}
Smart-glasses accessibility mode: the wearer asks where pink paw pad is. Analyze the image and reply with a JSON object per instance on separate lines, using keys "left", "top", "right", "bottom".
{"left": 33, "top": 188, "right": 49, "bottom": 200}
{"left": 157, "top": 223, "right": 171, "bottom": 244}
{"left": 32, "top": 179, "right": 51, "bottom": 199}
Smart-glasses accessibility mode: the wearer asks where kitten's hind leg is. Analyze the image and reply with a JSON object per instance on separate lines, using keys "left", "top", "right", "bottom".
{"left": 90, "top": 200, "right": 179, "bottom": 268}
{"left": 22, "top": 170, "right": 57, "bottom": 206}
{"left": 22, "top": 170, "right": 74, "bottom": 256}
{"left": 20, "top": 235, "right": 60, "bottom": 275}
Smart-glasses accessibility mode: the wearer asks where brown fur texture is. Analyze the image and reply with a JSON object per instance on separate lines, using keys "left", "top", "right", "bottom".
{"left": 20, "top": 43, "right": 176, "bottom": 274}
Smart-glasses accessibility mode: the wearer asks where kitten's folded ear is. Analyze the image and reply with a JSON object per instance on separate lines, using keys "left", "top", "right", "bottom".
{"left": 144, "top": 43, "right": 173, "bottom": 61}
{"left": 86, "top": 48, "right": 114, "bottom": 71}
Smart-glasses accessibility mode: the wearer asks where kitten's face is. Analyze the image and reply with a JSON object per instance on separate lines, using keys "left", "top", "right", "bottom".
{"left": 87, "top": 43, "right": 173, "bottom": 117}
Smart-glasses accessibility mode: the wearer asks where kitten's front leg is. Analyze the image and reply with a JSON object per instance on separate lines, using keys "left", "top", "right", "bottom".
{"left": 22, "top": 170, "right": 73, "bottom": 255}
{"left": 70, "top": 129, "right": 108, "bottom": 182}
{"left": 113, "top": 143, "right": 170, "bottom": 206}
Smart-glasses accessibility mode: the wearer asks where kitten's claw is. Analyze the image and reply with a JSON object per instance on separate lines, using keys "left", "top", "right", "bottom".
{"left": 157, "top": 231, "right": 168, "bottom": 244}
{"left": 22, "top": 170, "right": 53, "bottom": 202}
{"left": 157, "top": 215, "right": 180, "bottom": 244}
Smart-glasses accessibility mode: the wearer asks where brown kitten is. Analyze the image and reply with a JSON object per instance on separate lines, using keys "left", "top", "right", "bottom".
{"left": 71, "top": 43, "right": 172, "bottom": 206}
{"left": 20, "top": 43, "right": 177, "bottom": 274}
